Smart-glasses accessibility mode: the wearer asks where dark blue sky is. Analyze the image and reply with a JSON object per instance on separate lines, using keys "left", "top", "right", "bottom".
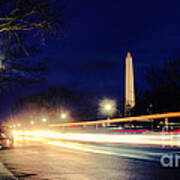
{"left": 38, "top": 0, "right": 180, "bottom": 98}
{"left": 4, "top": 0, "right": 180, "bottom": 106}
{"left": 1, "top": 0, "right": 180, "bottom": 118}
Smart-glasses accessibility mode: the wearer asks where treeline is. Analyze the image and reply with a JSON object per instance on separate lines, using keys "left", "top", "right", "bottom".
{"left": 11, "top": 87, "right": 98, "bottom": 123}
{"left": 133, "top": 59, "right": 180, "bottom": 115}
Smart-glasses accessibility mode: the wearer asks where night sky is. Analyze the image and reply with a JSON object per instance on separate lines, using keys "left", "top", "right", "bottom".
{"left": 43, "top": 0, "right": 180, "bottom": 95}
{"left": 2, "top": 0, "right": 180, "bottom": 113}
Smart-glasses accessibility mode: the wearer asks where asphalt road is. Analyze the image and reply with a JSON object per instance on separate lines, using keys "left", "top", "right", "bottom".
{"left": 0, "top": 140, "right": 180, "bottom": 180}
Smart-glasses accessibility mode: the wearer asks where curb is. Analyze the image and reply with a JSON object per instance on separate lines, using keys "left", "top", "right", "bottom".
{"left": 0, "top": 162, "right": 17, "bottom": 180}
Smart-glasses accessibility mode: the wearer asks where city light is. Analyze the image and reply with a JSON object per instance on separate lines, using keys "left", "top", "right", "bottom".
{"left": 42, "top": 118, "right": 47, "bottom": 122}
{"left": 17, "top": 123, "right": 21, "bottom": 127}
{"left": 104, "top": 104, "right": 112, "bottom": 111}
{"left": 60, "top": 113, "right": 67, "bottom": 119}
{"left": 30, "top": 121, "right": 35, "bottom": 125}
{"left": 99, "top": 98, "right": 117, "bottom": 117}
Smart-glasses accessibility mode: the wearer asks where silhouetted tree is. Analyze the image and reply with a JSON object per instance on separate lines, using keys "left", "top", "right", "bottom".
{"left": 137, "top": 59, "right": 180, "bottom": 114}
{"left": 0, "top": 0, "right": 66, "bottom": 91}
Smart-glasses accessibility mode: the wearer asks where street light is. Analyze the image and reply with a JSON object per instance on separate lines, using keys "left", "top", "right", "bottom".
{"left": 99, "top": 98, "right": 117, "bottom": 117}
{"left": 42, "top": 118, "right": 47, "bottom": 122}
{"left": 60, "top": 113, "right": 67, "bottom": 119}
{"left": 30, "top": 121, "right": 34, "bottom": 125}
{"left": 104, "top": 104, "right": 112, "bottom": 111}
{"left": 99, "top": 98, "right": 117, "bottom": 127}
{"left": 17, "top": 123, "right": 21, "bottom": 127}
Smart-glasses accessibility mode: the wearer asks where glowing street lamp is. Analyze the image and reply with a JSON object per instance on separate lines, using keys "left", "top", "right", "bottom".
{"left": 42, "top": 118, "right": 47, "bottom": 122}
{"left": 30, "top": 121, "right": 34, "bottom": 125}
{"left": 104, "top": 104, "right": 112, "bottom": 111}
{"left": 99, "top": 98, "right": 117, "bottom": 127}
{"left": 99, "top": 98, "right": 117, "bottom": 117}
{"left": 60, "top": 113, "right": 67, "bottom": 119}
{"left": 17, "top": 123, "right": 21, "bottom": 127}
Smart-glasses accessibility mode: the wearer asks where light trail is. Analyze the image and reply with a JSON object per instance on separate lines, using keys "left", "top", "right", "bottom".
{"left": 13, "top": 134, "right": 163, "bottom": 161}
{"left": 46, "top": 141, "right": 161, "bottom": 161}
{"left": 49, "top": 112, "right": 180, "bottom": 127}
{"left": 12, "top": 131, "right": 175, "bottom": 162}
{"left": 13, "top": 130, "right": 180, "bottom": 147}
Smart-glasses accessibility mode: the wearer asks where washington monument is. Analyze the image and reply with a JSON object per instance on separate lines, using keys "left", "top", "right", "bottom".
{"left": 124, "top": 52, "right": 135, "bottom": 116}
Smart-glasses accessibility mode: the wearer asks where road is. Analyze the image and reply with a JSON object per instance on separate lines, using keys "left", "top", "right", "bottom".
{"left": 0, "top": 139, "right": 180, "bottom": 180}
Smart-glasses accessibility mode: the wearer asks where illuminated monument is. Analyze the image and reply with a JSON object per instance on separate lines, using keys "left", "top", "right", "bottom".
{"left": 124, "top": 52, "right": 135, "bottom": 116}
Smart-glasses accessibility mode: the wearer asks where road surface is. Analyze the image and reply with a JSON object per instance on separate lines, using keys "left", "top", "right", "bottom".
{"left": 0, "top": 140, "right": 180, "bottom": 180}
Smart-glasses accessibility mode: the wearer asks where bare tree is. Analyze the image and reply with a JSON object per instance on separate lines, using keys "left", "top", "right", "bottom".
{"left": 144, "top": 59, "right": 180, "bottom": 113}
{"left": 0, "top": 0, "right": 65, "bottom": 35}
{"left": 0, "top": 0, "right": 66, "bottom": 91}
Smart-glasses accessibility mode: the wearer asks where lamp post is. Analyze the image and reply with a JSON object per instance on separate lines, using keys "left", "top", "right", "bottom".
{"left": 17, "top": 123, "right": 21, "bottom": 127}
{"left": 30, "top": 121, "right": 34, "bottom": 125}
{"left": 60, "top": 113, "right": 67, "bottom": 120}
{"left": 99, "top": 98, "right": 117, "bottom": 127}
{"left": 104, "top": 104, "right": 112, "bottom": 122}
{"left": 42, "top": 118, "right": 47, "bottom": 123}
